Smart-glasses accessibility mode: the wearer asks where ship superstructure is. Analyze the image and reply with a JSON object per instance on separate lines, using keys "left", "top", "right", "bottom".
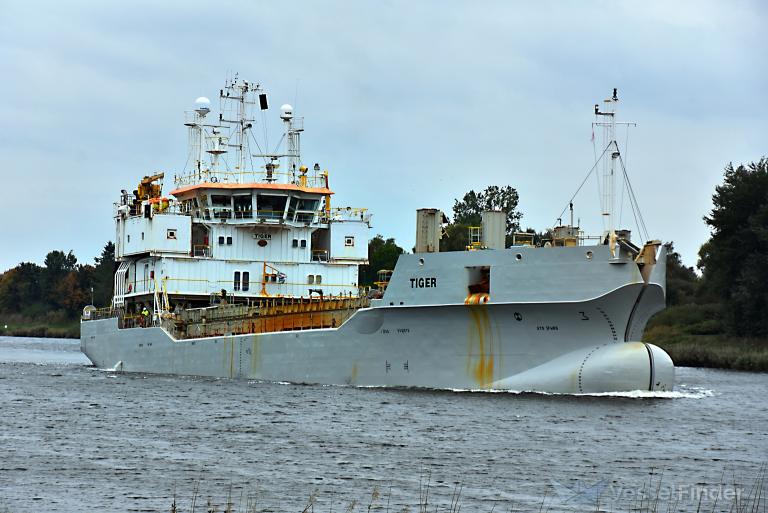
{"left": 110, "top": 78, "right": 370, "bottom": 327}
{"left": 82, "top": 82, "right": 675, "bottom": 394}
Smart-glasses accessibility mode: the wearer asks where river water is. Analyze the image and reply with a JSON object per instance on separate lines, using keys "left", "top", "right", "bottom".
{"left": 0, "top": 336, "right": 766, "bottom": 513}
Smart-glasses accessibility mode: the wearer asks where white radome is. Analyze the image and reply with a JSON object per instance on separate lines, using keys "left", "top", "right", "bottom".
{"left": 195, "top": 97, "right": 211, "bottom": 108}
{"left": 280, "top": 104, "right": 293, "bottom": 119}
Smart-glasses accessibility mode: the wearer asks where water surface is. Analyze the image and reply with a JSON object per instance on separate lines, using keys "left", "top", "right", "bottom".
{"left": 1, "top": 336, "right": 766, "bottom": 512}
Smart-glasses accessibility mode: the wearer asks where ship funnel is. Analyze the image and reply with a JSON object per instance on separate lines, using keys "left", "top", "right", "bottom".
{"left": 415, "top": 208, "right": 445, "bottom": 253}
{"left": 481, "top": 210, "right": 506, "bottom": 250}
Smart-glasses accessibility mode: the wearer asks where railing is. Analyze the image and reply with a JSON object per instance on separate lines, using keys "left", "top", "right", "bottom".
{"left": 174, "top": 169, "right": 328, "bottom": 189}
{"left": 234, "top": 209, "right": 254, "bottom": 219}
{"left": 156, "top": 276, "right": 360, "bottom": 297}
{"left": 193, "top": 245, "right": 211, "bottom": 257}
{"left": 312, "top": 250, "right": 329, "bottom": 262}
{"left": 321, "top": 207, "right": 369, "bottom": 223}
{"left": 114, "top": 201, "right": 191, "bottom": 218}
{"left": 82, "top": 306, "right": 117, "bottom": 321}
{"left": 254, "top": 209, "right": 285, "bottom": 220}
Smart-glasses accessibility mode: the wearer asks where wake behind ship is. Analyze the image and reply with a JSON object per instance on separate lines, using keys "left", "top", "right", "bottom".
{"left": 81, "top": 80, "right": 674, "bottom": 393}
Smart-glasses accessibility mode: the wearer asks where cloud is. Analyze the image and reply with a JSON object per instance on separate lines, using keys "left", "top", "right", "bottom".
{"left": 0, "top": 0, "right": 765, "bottom": 271}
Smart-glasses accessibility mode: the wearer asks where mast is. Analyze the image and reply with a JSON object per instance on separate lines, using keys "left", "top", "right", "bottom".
{"left": 594, "top": 88, "right": 619, "bottom": 238}
{"left": 178, "top": 76, "right": 314, "bottom": 188}
{"left": 184, "top": 97, "right": 211, "bottom": 180}
{"left": 593, "top": 88, "right": 638, "bottom": 243}
{"left": 281, "top": 104, "right": 303, "bottom": 182}
{"left": 220, "top": 77, "right": 261, "bottom": 182}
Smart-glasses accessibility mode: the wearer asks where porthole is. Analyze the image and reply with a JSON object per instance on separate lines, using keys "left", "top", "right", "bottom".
{"left": 586, "top": 251, "right": 593, "bottom": 260}
{"left": 418, "top": 258, "right": 425, "bottom": 266}
{"left": 515, "top": 253, "right": 522, "bottom": 261}
{"left": 258, "top": 239, "right": 268, "bottom": 247}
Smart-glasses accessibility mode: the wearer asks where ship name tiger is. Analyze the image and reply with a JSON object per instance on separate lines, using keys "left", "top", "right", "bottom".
{"left": 410, "top": 277, "right": 437, "bottom": 288}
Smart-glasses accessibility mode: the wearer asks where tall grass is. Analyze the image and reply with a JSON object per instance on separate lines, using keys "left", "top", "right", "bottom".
{"left": 0, "top": 311, "right": 80, "bottom": 339}
{"left": 165, "top": 467, "right": 766, "bottom": 513}
{"left": 645, "top": 304, "right": 768, "bottom": 372}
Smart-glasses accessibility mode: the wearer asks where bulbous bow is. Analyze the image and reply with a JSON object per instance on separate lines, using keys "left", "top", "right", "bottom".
{"left": 491, "top": 342, "right": 674, "bottom": 394}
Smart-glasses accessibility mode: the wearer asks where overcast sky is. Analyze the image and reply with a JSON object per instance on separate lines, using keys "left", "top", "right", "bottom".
{"left": 1, "top": 0, "right": 765, "bottom": 272}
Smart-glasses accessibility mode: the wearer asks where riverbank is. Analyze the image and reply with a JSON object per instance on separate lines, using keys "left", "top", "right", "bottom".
{"left": 0, "top": 316, "right": 79, "bottom": 339}
{"left": 644, "top": 304, "right": 768, "bottom": 372}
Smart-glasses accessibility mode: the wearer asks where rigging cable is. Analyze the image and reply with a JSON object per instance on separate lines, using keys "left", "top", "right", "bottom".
{"left": 556, "top": 141, "right": 613, "bottom": 226}
{"left": 248, "top": 128, "right": 268, "bottom": 164}
{"left": 617, "top": 152, "right": 649, "bottom": 241}
{"left": 272, "top": 133, "right": 286, "bottom": 155}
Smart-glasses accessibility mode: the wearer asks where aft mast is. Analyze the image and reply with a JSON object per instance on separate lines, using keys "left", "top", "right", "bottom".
{"left": 594, "top": 88, "right": 619, "bottom": 241}
{"left": 593, "top": 88, "right": 637, "bottom": 250}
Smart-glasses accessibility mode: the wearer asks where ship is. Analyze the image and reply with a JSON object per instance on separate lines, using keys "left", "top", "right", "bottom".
{"left": 80, "top": 79, "right": 674, "bottom": 393}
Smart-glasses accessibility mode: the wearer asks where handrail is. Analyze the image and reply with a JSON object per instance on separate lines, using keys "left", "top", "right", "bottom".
{"left": 174, "top": 169, "right": 328, "bottom": 189}
{"left": 193, "top": 245, "right": 211, "bottom": 257}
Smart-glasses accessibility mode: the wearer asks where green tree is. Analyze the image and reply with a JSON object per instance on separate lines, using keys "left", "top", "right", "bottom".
{"left": 452, "top": 185, "right": 522, "bottom": 234}
{"left": 0, "top": 262, "right": 43, "bottom": 313}
{"left": 664, "top": 242, "right": 699, "bottom": 306}
{"left": 92, "top": 242, "right": 115, "bottom": 306}
{"left": 43, "top": 250, "right": 77, "bottom": 308}
{"left": 360, "top": 235, "right": 404, "bottom": 286}
{"left": 440, "top": 223, "right": 469, "bottom": 252}
{"left": 442, "top": 185, "right": 523, "bottom": 251}
{"left": 698, "top": 158, "right": 768, "bottom": 335}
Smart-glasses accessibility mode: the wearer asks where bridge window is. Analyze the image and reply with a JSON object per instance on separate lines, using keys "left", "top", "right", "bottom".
{"left": 257, "top": 194, "right": 288, "bottom": 219}
{"left": 308, "top": 275, "right": 315, "bottom": 284}
{"left": 218, "top": 236, "right": 225, "bottom": 245}
{"left": 233, "top": 271, "right": 241, "bottom": 291}
{"left": 233, "top": 194, "right": 252, "bottom": 219}
{"left": 211, "top": 194, "right": 232, "bottom": 219}
{"left": 292, "top": 239, "right": 298, "bottom": 248}
{"left": 226, "top": 236, "right": 233, "bottom": 245}
{"left": 300, "top": 239, "right": 307, "bottom": 248}
{"left": 242, "top": 271, "right": 250, "bottom": 292}
{"left": 315, "top": 275, "right": 322, "bottom": 284}
{"left": 211, "top": 195, "right": 230, "bottom": 206}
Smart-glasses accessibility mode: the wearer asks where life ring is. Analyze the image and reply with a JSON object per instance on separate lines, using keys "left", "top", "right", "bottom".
{"left": 127, "top": 283, "right": 133, "bottom": 293}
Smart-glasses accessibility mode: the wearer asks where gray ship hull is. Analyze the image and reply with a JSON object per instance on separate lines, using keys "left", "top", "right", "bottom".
{"left": 81, "top": 245, "right": 674, "bottom": 393}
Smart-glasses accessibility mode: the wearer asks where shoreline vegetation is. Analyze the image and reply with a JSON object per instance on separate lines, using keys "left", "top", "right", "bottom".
{"left": 0, "top": 317, "right": 80, "bottom": 339}
{"left": 644, "top": 305, "right": 768, "bottom": 372}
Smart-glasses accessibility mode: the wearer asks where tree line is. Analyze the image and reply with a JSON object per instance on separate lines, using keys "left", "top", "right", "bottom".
{"left": 0, "top": 243, "right": 115, "bottom": 324}
{"left": 662, "top": 158, "right": 768, "bottom": 338}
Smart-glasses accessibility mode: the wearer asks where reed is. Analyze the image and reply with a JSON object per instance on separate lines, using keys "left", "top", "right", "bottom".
{"left": 644, "top": 304, "right": 768, "bottom": 372}
{"left": 166, "top": 467, "right": 765, "bottom": 513}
